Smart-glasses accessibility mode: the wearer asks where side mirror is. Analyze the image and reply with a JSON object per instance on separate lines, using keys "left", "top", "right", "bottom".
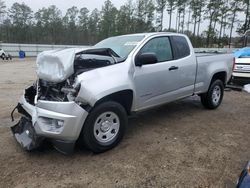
{"left": 135, "top": 52, "right": 158, "bottom": 66}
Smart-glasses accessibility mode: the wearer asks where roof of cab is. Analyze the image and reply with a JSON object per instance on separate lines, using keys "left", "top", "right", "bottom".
{"left": 118, "top": 32, "right": 186, "bottom": 38}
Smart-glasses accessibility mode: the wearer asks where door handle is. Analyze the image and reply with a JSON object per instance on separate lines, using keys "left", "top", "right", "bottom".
{"left": 169, "top": 66, "right": 179, "bottom": 71}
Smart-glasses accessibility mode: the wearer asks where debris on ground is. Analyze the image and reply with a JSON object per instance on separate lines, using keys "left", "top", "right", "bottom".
{"left": 243, "top": 84, "right": 250, "bottom": 93}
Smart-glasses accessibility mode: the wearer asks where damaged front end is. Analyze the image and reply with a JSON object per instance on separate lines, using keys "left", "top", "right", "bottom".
{"left": 11, "top": 86, "right": 44, "bottom": 151}
{"left": 11, "top": 48, "right": 121, "bottom": 154}
{"left": 11, "top": 84, "right": 89, "bottom": 154}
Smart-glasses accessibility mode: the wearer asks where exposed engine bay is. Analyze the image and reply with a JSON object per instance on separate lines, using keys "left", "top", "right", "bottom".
{"left": 36, "top": 48, "right": 123, "bottom": 102}
{"left": 37, "top": 79, "right": 75, "bottom": 102}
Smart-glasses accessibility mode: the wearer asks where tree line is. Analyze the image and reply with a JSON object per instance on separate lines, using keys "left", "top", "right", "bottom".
{"left": 0, "top": 0, "right": 249, "bottom": 47}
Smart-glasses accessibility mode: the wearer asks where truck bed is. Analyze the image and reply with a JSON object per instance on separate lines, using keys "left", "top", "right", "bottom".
{"left": 193, "top": 52, "right": 234, "bottom": 94}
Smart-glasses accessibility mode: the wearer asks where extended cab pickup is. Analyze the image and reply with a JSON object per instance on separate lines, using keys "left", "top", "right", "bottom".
{"left": 11, "top": 32, "right": 234, "bottom": 154}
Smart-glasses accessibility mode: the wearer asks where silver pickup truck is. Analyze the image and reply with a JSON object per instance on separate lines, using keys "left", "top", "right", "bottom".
{"left": 11, "top": 32, "right": 234, "bottom": 154}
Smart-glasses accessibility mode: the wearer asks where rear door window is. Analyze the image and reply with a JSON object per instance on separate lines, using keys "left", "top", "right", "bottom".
{"left": 171, "top": 36, "right": 190, "bottom": 59}
{"left": 139, "top": 37, "right": 173, "bottom": 62}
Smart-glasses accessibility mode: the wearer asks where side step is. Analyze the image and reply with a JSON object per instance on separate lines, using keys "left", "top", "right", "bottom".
{"left": 226, "top": 84, "right": 243, "bottom": 91}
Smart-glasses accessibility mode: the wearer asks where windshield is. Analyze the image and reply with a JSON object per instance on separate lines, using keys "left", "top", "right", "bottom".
{"left": 94, "top": 35, "right": 145, "bottom": 58}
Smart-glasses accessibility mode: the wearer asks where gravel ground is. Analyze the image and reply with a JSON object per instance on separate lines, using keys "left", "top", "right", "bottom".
{"left": 0, "top": 58, "right": 250, "bottom": 188}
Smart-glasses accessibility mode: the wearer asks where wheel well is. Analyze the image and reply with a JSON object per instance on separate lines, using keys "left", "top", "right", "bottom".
{"left": 211, "top": 72, "right": 227, "bottom": 85}
{"left": 94, "top": 90, "right": 133, "bottom": 115}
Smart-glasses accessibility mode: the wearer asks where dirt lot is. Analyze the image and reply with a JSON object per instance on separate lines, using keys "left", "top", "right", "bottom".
{"left": 0, "top": 58, "right": 250, "bottom": 188}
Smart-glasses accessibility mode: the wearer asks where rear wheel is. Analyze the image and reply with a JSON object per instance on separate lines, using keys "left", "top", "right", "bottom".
{"left": 200, "top": 79, "right": 224, "bottom": 109}
{"left": 80, "top": 101, "right": 127, "bottom": 153}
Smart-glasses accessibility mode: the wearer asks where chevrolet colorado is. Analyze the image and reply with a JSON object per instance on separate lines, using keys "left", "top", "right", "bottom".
{"left": 11, "top": 32, "right": 234, "bottom": 154}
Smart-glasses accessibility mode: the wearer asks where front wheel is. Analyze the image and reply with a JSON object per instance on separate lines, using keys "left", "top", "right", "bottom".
{"left": 80, "top": 101, "right": 127, "bottom": 153}
{"left": 200, "top": 79, "right": 224, "bottom": 109}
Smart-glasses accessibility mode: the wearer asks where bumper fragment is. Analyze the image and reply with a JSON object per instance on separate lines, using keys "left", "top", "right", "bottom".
{"left": 51, "top": 139, "right": 75, "bottom": 155}
{"left": 11, "top": 116, "right": 44, "bottom": 151}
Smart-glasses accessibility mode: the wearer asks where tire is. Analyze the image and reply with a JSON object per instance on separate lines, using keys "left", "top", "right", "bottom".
{"left": 200, "top": 79, "right": 224, "bottom": 109}
{"left": 1, "top": 54, "right": 5, "bottom": 60}
{"left": 80, "top": 101, "right": 127, "bottom": 153}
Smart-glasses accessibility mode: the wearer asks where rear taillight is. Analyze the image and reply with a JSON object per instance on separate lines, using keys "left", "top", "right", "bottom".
{"left": 233, "top": 57, "right": 236, "bottom": 71}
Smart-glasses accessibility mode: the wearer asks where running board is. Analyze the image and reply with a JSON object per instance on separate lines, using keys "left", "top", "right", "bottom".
{"left": 226, "top": 84, "right": 243, "bottom": 91}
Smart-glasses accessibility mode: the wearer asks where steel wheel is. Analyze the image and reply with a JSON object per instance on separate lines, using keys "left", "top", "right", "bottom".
{"left": 200, "top": 79, "right": 224, "bottom": 109}
{"left": 212, "top": 85, "right": 221, "bottom": 105}
{"left": 93, "top": 111, "right": 120, "bottom": 144}
{"left": 81, "top": 101, "right": 127, "bottom": 153}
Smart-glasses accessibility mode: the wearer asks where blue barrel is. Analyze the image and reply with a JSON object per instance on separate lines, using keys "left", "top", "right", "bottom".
{"left": 19, "top": 50, "right": 26, "bottom": 58}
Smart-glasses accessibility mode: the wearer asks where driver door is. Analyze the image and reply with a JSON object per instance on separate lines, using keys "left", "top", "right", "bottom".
{"left": 133, "top": 36, "right": 195, "bottom": 111}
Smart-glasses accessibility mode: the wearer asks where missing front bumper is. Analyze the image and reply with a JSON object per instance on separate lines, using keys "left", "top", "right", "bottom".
{"left": 11, "top": 116, "right": 75, "bottom": 154}
{"left": 10, "top": 104, "right": 76, "bottom": 154}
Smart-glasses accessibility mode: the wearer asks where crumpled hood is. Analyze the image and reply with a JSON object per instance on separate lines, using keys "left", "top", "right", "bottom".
{"left": 36, "top": 48, "right": 88, "bottom": 83}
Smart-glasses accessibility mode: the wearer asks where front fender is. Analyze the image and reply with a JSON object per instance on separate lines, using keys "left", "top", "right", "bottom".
{"left": 74, "top": 63, "right": 134, "bottom": 107}
{"left": 76, "top": 82, "right": 133, "bottom": 107}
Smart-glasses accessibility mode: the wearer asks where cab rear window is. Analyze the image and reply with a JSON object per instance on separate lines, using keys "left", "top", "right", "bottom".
{"left": 172, "top": 36, "right": 190, "bottom": 59}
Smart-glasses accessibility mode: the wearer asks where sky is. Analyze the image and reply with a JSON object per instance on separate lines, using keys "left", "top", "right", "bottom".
{"left": 5, "top": 0, "right": 124, "bottom": 13}
{"left": 4, "top": 0, "right": 242, "bottom": 37}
